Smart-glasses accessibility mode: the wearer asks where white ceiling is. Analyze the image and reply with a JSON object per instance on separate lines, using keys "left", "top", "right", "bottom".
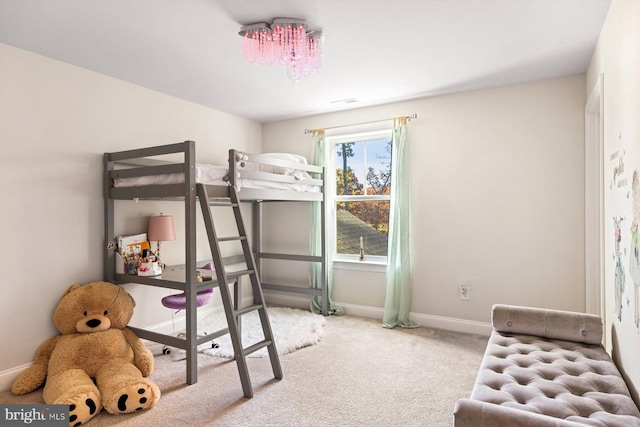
{"left": 0, "top": 0, "right": 611, "bottom": 123}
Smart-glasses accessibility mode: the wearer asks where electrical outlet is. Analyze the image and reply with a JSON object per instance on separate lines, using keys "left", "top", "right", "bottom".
{"left": 460, "top": 284, "right": 470, "bottom": 300}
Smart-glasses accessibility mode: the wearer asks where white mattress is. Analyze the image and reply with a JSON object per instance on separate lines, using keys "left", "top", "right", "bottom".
{"left": 113, "top": 163, "right": 319, "bottom": 193}
{"left": 114, "top": 163, "right": 227, "bottom": 187}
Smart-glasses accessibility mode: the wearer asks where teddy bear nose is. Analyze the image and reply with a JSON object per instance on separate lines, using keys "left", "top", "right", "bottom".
{"left": 86, "top": 319, "right": 101, "bottom": 328}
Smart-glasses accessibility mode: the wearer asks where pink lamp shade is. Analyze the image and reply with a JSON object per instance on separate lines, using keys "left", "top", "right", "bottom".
{"left": 147, "top": 215, "right": 176, "bottom": 242}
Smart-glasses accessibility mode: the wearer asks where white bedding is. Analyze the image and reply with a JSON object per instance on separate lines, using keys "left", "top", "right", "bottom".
{"left": 113, "top": 163, "right": 228, "bottom": 188}
{"left": 113, "top": 158, "right": 319, "bottom": 193}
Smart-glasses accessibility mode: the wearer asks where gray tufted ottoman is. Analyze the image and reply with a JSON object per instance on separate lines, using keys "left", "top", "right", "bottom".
{"left": 454, "top": 304, "right": 640, "bottom": 426}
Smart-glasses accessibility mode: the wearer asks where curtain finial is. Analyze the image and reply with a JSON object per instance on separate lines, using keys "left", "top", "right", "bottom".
{"left": 395, "top": 116, "right": 408, "bottom": 126}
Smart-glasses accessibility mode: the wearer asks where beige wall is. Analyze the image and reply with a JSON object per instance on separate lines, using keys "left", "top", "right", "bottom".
{"left": 0, "top": 43, "right": 261, "bottom": 389}
{"left": 262, "top": 74, "right": 587, "bottom": 330}
{"left": 0, "top": 34, "right": 602, "bottom": 395}
{"left": 586, "top": 0, "right": 640, "bottom": 404}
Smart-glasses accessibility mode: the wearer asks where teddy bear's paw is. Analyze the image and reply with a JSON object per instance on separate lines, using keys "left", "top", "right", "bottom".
{"left": 104, "top": 380, "right": 159, "bottom": 414}
{"left": 63, "top": 391, "right": 101, "bottom": 427}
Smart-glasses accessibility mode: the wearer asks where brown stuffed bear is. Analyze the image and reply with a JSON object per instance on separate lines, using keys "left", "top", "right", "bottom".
{"left": 11, "top": 281, "right": 160, "bottom": 426}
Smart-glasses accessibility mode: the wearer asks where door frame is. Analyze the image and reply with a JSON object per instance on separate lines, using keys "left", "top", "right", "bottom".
{"left": 585, "top": 74, "right": 605, "bottom": 329}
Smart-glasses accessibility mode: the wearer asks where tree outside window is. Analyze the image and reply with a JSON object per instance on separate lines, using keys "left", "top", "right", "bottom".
{"left": 332, "top": 132, "right": 392, "bottom": 258}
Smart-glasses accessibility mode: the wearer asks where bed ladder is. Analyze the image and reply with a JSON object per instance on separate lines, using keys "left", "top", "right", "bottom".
{"left": 196, "top": 183, "right": 283, "bottom": 398}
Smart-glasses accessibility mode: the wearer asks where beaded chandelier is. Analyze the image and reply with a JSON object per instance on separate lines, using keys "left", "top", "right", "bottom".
{"left": 239, "top": 18, "right": 323, "bottom": 82}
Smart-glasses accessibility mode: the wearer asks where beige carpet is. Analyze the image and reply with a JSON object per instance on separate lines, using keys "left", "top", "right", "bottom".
{"left": 0, "top": 314, "right": 488, "bottom": 426}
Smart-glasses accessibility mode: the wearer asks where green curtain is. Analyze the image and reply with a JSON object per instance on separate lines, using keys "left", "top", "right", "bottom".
{"left": 310, "top": 129, "right": 344, "bottom": 315}
{"left": 383, "top": 118, "right": 418, "bottom": 328}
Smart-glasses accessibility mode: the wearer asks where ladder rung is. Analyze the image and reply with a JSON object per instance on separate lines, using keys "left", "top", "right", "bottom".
{"left": 243, "top": 339, "right": 272, "bottom": 357}
{"left": 218, "top": 236, "right": 246, "bottom": 242}
{"left": 208, "top": 200, "right": 238, "bottom": 207}
{"left": 234, "top": 304, "right": 263, "bottom": 317}
{"left": 225, "top": 269, "right": 255, "bottom": 280}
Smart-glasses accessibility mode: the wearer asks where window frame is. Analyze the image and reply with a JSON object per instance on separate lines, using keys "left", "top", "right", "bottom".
{"left": 327, "top": 128, "right": 393, "bottom": 266}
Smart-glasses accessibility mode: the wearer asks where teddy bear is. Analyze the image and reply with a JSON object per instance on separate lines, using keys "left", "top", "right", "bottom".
{"left": 11, "top": 281, "right": 160, "bottom": 426}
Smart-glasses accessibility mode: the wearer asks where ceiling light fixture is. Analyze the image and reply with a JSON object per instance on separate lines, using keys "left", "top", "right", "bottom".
{"left": 239, "top": 18, "right": 323, "bottom": 82}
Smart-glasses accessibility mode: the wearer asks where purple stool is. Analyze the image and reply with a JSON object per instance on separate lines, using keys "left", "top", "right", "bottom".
{"left": 161, "top": 288, "right": 214, "bottom": 310}
{"left": 160, "top": 263, "right": 218, "bottom": 354}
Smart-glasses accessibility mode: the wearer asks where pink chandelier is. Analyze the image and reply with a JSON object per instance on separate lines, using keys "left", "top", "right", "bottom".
{"left": 239, "top": 18, "right": 323, "bottom": 82}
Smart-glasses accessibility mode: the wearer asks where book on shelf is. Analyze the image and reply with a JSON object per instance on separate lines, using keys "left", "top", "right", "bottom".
{"left": 117, "top": 233, "right": 149, "bottom": 256}
{"left": 115, "top": 233, "right": 150, "bottom": 275}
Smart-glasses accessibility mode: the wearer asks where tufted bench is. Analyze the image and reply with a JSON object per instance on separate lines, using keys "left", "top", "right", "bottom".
{"left": 454, "top": 304, "right": 640, "bottom": 426}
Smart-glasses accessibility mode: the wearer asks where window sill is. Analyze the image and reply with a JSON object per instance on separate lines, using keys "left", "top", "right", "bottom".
{"left": 333, "top": 257, "right": 387, "bottom": 273}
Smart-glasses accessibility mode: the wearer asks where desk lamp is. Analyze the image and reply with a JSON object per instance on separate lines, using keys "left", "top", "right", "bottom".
{"left": 147, "top": 214, "right": 176, "bottom": 269}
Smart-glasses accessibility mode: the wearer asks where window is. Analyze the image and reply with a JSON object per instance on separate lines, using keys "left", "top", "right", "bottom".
{"left": 328, "top": 129, "right": 393, "bottom": 263}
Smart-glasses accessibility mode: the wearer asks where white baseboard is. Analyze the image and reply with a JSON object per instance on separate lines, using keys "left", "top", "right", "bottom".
{"left": 264, "top": 292, "right": 492, "bottom": 335}
{"left": 332, "top": 302, "right": 492, "bottom": 336}
{"left": 0, "top": 363, "right": 33, "bottom": 395}
{"left": 408, "top": 312, "right": 492, "bottom": 336}
{"left": 1, "top": 294, "right": 490, "bottom": 392}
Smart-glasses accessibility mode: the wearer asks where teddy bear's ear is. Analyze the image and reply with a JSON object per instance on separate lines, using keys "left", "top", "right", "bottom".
{"left": 60, "top": 284, "right": 80, "bottom": 301}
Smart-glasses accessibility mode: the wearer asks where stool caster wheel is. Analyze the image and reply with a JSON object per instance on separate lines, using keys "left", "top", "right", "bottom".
{"left": 162, "top": 347, "right": 171, "bottom": 355}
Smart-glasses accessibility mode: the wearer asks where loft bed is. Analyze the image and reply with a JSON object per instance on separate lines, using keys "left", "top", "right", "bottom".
{"left": 108, "top": 141, "right": 329, "bottom": 313}
{"left": 103, "top": 140, "right": 328, "bottom": 392}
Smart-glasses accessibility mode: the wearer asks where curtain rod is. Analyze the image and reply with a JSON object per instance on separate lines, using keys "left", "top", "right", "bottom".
{"left": 304, "top": 113, "right": 417, "bottom": 135}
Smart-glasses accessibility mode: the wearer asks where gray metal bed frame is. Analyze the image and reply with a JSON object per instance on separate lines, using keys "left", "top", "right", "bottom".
{"left": 103, "top": 140, "right": 328, "bottom": 389}
{"left": 227, "top": 149, "right": 329, "bottom": 316}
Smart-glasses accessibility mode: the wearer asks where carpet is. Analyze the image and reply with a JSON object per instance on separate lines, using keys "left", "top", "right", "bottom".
{"left": 182, "top": 306, "right": 326, "bottom": 359}
{"left": 0, "top": 315, "right": 488, "bottom": 426}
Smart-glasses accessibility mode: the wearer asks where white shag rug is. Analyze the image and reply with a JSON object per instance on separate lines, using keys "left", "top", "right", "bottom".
{"left": 187, "top": 306, "right": 326, "bottom": 358}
